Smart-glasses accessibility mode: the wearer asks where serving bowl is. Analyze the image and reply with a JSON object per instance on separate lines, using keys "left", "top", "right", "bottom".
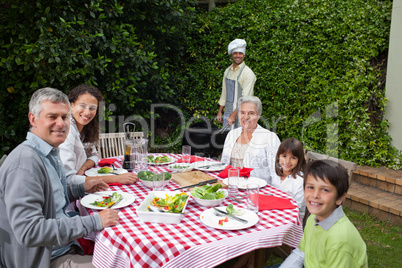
{"left": 190, "top": 189, "right": 228, "bottom": 207}
{"left": 168, "top": 163, "right": 193, "bottom": 173}
{"left": 136, "top": 191, "right": 189, "bottom": 224}
{"left": 139, "top": 172, "right": 172, "bottom": 189}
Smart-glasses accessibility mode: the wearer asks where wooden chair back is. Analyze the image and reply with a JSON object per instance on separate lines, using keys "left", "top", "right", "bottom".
{"left": 98, "top": 132, "right": 144, "bottom": 159}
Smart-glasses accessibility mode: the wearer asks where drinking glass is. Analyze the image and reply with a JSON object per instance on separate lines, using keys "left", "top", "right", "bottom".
{"left": 227, "top": 168, "right": 239, "bottom": 199}
{"left": 135, "top": 138, "right": 148, "bottom": 172}
{"left": 247, "top": 183, "right": 259, "bottom": 214}
{"left": 152, "top": 173, "right": 165, "bottom": 191}
{"left": 182, "top": 145, "right": 191, "bottom": 164}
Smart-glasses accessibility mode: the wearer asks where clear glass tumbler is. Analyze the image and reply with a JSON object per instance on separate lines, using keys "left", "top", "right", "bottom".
{"left": 227, "top": 168, "right": 239, "bottom": 199}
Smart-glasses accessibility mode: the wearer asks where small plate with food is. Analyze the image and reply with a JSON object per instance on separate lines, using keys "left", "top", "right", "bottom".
{"left": 81, "top": 191, "right": 135, "bottom": 210}
{"left": 85, "top": 167, "right": 128, "bottom": 177}
{"left": 147, "top": 155, "right": 175, "bottom": 165}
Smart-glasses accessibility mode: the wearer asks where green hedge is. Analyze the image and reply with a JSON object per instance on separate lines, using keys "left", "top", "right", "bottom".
{"left": 1, "top": 0, "right": 401, "bottom": 168}
{"left": 0, "top": 0, "right": 197, "bottom": 153}
{"left": 177, "top": 0, "right": 401, "bottom": 168}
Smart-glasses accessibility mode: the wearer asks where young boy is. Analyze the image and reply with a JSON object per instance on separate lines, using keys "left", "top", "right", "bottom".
{"left": 279, "top": 159, "right": 368, "bottom": 268}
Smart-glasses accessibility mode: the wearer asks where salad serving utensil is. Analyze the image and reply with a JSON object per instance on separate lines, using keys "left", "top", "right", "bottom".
{"left": 213, "top": 208, "right": 248, "bottom": 224}
{"left": 216, "top": 123, "right": 230, "bottom": 134}
{"left": 196, "top": 163, "right": 226, "bottom": 170}
{"left": 174, "top": 179, "right": 218, "bottom": 190}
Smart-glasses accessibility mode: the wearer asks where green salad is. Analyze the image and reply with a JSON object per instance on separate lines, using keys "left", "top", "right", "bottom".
{"left": 190, "top": 184, "right": 225, "bottom": 200}
{"left": 171, "top": 164, "right": 190, "bottom": 169}
{"left": 137, "top": 171, "right": 172, "bottom": 181}
{"left": 150, "top": 192, "right": 189, "bottom": 213}
{"left": 148, "top": 155, "right": 171, "bottom": 164}
{"left": 226, "top": 204, "right": 244, "bottom": 216}
{"left": 90, "top": 192, "right": 123, "bottom": 207}
{"left": 97, "top": 167, "right": 112, "bottom": 174}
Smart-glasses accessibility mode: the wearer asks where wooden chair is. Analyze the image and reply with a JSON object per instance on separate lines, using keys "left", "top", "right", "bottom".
{"left": 97, "top": 132, "right": 144, "bottom": 159}
{"left": 303, "top": 151, "right": 357, "bottom": 227}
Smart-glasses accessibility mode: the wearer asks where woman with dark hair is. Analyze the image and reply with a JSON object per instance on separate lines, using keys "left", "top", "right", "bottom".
{"left": 60, "top": 84, "right": 137, "bottom": 185}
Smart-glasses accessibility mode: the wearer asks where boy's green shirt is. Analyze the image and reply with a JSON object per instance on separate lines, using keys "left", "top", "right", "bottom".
{"left": 299, "top": 206, "right": 368, "bottom": 268}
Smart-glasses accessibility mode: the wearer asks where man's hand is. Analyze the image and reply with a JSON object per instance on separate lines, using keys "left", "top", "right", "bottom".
{"left": 228, "top": 112, "right": 237, "bottom": 126}
{"left": 216, "top": 111, "right": 223, "bottom": 123}
{"left": 99, "top": 209, "right": 119, "bottom": 228}
{"left": 85, "top": 177, "right": 109, "bottom": 193}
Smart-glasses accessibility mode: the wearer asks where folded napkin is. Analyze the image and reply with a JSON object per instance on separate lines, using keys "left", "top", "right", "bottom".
{"left": 176, "top": 155, "right": 205, "bottom": 163}
{"left": 218, "top": 165, "right": 253, "bottom": 178}
{"left": 107, "top": 183, "right": 123, "bottom": 186}
{"left": 98, "top": 158, "right": 118, "bottom": 167}
{"left": 256, "top": 194, "right": 296, "bottom": 211}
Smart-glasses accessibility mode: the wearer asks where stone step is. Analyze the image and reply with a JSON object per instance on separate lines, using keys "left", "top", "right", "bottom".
{"left": 344, "top": 165, "right": 402, "bottom": 225}
{"left": 352, "top": 166, "right": 402, "bottom": 195}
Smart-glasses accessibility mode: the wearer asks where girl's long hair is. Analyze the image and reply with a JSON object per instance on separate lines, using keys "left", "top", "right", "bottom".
{"left": 275, "top": 138, "right": 306, "bottom": 178}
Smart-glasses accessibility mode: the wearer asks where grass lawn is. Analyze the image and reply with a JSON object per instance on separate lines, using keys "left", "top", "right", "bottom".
{"left": 265, "top": 207, "right": 402, "bottom": 267}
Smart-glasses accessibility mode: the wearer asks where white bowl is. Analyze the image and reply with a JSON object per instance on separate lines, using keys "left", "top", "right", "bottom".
{"left": 139, "top": 176, "right": 172, "bottom": 189}
{"left": 191, "top": 189, "right": 228, "bottom": 207}
{"left": 136, "top": 191, "right": 189, "bottom": 224}
{"left": 168, "top": 163, "right": 193, "bottom": 173}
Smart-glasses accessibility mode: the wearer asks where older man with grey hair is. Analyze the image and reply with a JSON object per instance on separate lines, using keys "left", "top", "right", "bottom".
{"left": 0, "top": 87, "right": 119, "bottom": 268}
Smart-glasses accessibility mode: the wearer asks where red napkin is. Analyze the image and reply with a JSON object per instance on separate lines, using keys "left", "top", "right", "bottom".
{"left": 256, "top": 194, "right": 296, "bottom": 211}
{"left": 98, "top": 158, "right": 118, "bottom": 167}
{"left": 77, "top": 237, "right": 94, "bottom": 255}
{"left": 107, "top": 183, "right": 123, "bottom": 186}
{"left": 218, "top": 165, "right": 253, "bottom": 178}
{"left": 176, "top": 155, "right": 205, "bottom": 163}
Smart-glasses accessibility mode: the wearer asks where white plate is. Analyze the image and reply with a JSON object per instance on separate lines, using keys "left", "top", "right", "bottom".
{"left": 200, "top": 206, "right": 259, "bottom": 230}
{"left": 81, "top": 191, "right": 135, "bottom": 210}
{"left": 147, "top": 156, "right": 176, "bottom": 166}
{"left": 85, "top": 167, "right": 128, "bottom": 177}
{"left": 193, "top": 161, "right": 227, "bottom": 172}
{"left": 222, "top": 177, "right": 267, "bottom": 189}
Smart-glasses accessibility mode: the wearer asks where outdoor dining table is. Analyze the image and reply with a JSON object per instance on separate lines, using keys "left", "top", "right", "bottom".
{"left": 83, "top": 153, "right": 303, "bottom": 268}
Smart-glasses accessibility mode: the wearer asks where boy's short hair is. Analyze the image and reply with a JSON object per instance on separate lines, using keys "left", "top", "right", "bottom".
{"left": 304, "top": 159, "right": 349, "bottom": 198}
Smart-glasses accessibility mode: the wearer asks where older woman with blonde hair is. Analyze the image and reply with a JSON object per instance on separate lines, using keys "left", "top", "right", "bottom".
{"left": 221, "top": 96, "right": 280, "bottom": 183}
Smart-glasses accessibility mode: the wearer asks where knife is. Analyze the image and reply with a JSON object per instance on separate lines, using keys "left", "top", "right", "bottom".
{"left": 213, "top": 208, "right": 248, "bottom": 224}
{"left": 174, "top": 179, "right": 218, "bottom": 190}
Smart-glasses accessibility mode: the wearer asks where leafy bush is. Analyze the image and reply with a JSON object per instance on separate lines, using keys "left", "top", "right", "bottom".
{"left": 1, "top": 0, "right": 401, "bottom": 169}
{"left": 178, "top": 0, "right": 401, "bottom": 168}
{"left": 0, "top": 0, "right": 196, "bottom": 153}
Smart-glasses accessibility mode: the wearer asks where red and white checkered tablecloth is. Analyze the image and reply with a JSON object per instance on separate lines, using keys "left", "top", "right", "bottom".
{"left": 88, "top": 154, "right": 303, "bottom": 268}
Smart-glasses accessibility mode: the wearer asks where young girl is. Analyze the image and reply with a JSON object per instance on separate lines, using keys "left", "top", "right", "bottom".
{"left": 272, "top": 137, "right": 306, "bottom": 220}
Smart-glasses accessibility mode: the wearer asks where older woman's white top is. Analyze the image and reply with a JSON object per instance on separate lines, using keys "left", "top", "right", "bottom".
{"left": 221, "top": 124, "right": 280, "bottom": 184}
{"left": 271, "top": 174, "right": 306, "bottom": 219}
{"left": 59, "top": 117, "right": 99, "bottom": 185}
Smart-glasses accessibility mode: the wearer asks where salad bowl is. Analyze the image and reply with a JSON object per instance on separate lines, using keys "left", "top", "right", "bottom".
{"left": 190, "top": 184, "right": 228, "bottom": 207}
{"left": 136, "top": 191, "right": 189, "bottom": 224}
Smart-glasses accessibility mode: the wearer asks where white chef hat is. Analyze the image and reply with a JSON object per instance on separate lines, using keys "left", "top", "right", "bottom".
{"left": 228, "top": 39, "right": 247, "bottom": 55}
